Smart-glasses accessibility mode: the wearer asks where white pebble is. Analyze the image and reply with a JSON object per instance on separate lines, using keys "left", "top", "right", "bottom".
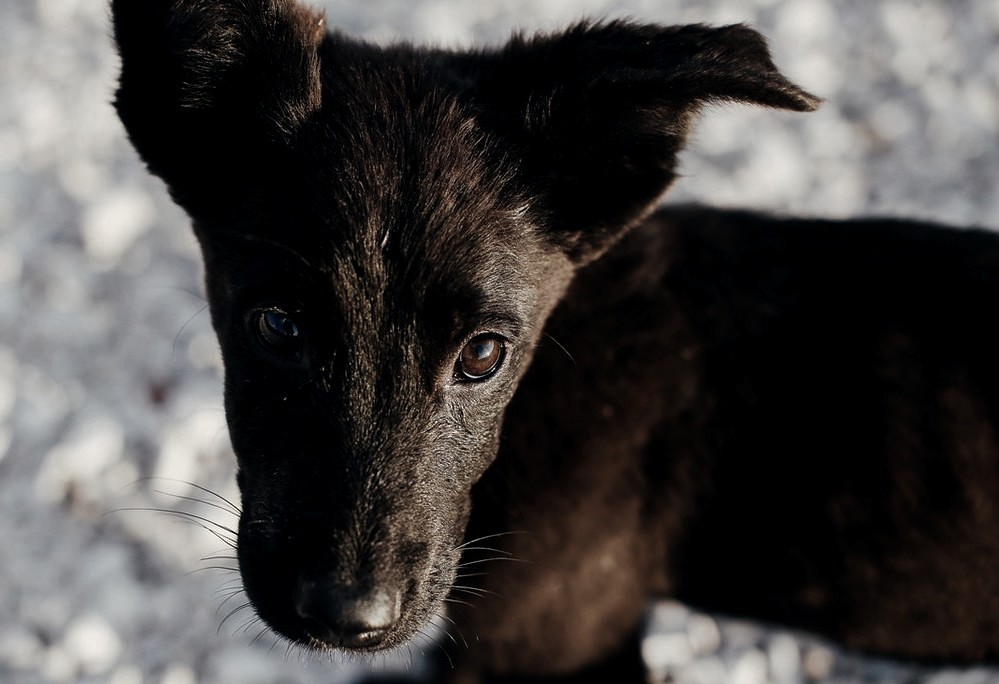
{"left": 0, "top": 626, "right": 44, "bottom": 669}
{"left": 730, "top": 649, "right": 769, "bottom": 684}
{"left": 678, "top": 655, "right": 729, "bottom": 684}
{"left": 0, "top": 346, "right": 17, "bottom": 419}
{"left": 41, "top": 645, "right": 75, "bottom": 682}
{"left": 109, "top": 664, "right": 145, "bottom": 684}
{"left": 803, "top": 645, "right": 836, "bottom": 680}
{"left": 154, "top": 411, "right": 226, "bottom": 487}
{"left": 0, "top": 247, "right": 22, "bottom": 286}
{"left": 62, "top": 613, "right": 123, "bottom": 675}
{"left": 160, "top": 664, "right": 197, "bottom": 684}
{"left": 768, "top": 634, "right": 802, "bottom": 683}
{"left": 58, "top": 157, "right": 107, "bottom": 201}
{"left": 688, "top": 614, "right": 722, "bottom": 655}
{"left": 643, "top": 632, "right": 694, "bottom": 671}
{"left": 80, "top": 188, "right": 155, "bottom": 264}
{"left": 869, "top": 100, "right": 917, "bottom": 143}
{"left": 187, "top": 332, "right": 224, "bottom": 372}
{"left": 776, "top": 0, "right": 837, "bottom": 46}
{"left": 647, "top": 600, "right": 691, "bottom": 632}
{"left": 35, "top": 414, "right": 124, "bottom": 503}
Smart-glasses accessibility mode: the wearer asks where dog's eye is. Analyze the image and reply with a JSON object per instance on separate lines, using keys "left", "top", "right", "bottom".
{"left": 253, "top": 309, "right": 303, "bottom": 360}
{"left": 457, "top": 335, "right": 505, "bottom": 381}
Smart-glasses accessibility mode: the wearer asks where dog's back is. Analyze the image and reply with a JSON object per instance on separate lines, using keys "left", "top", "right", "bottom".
{"left": 496, "top": 206, "right": 999, "bottom": 662}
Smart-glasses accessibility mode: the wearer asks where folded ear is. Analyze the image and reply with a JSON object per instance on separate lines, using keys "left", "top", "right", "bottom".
{"left": 463, "top": 22, "right": 821, "bottom": 262}
{"left": 111, "top": 0, "right": 324, "bottom": 210}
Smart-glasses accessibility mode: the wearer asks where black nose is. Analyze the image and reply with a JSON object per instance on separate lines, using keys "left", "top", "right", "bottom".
{"left": 294, "top": 576, "right": 401, "bottom": 649}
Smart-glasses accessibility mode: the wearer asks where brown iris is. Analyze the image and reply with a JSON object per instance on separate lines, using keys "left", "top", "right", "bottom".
{"left": 457, "top": 335, "right": 505, "bottom": 381}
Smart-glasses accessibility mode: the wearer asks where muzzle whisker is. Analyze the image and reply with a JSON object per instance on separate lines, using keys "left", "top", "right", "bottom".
{"left": 217, "top": 601, "right": 254, "bottom": 635}
{"left": 455, "top": 555, "right": 528, "bottom": 568}
{"left": 200, "top": 554, "right": 238, "bottom": 563}
{"left": 112, "top": 506, "right": 238, "bottom": 548}
{"left": 249, "top": 625, "right": 271, "bottom": 647}
{"left": 442, "top": 597, "right": 474, "bottom": 608}
{"left": 454, "top": 545, "right": 513, "bottom": 556}
{"left": 449, "top": 584, "right": 495, "bottom": 598}
{"left": 236, "top": 613, "right": 263, "bottom": 636}
{"left": 453, "top": 530, "right": 527, "bottom": 551}
{"left": 135, "top": 477, "right": 242, "bottom": 517}
{"left": 152, "top": 488, "right": 242, "bottom": 520}
{"left": 186, "top": 564, "right": 239, "bottom": 576}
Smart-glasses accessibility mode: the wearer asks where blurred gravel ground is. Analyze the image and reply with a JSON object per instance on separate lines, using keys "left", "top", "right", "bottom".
{"left": 0, "top": 1, "right": 997, "bottom": 683}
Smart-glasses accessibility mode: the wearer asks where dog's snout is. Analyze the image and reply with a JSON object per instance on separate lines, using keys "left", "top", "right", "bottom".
{"left": 294, "top": 576, "right": 401, "bottom": 649}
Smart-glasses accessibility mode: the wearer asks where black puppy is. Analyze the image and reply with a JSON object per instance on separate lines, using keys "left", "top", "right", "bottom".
{"left": 111, "top": 0, "right": 999, "bottom": 681}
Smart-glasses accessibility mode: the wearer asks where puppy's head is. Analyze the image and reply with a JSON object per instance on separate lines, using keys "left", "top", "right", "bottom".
{"left": 112, "top": 0, "right": 817, "bottom": 652}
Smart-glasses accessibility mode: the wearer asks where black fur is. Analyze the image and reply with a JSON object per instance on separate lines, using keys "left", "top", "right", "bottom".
{"left": 111, "top": 0, "right": 999, "bottom": 681}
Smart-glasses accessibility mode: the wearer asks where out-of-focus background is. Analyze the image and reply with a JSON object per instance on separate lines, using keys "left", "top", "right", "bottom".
{"left": 1, "top": 0, "right": 997, "bottom": 682}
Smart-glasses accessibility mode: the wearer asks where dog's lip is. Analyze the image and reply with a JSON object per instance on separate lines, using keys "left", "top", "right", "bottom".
{"left": 300, "top": 623, "right": 392, "bottom": 651}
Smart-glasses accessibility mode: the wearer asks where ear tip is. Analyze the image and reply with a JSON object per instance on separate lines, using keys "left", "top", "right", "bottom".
{"left": 787, "top": 89, "right": 824, "bottom": 112}
{"left": 711, "top": 23, "right": 824, "bottom": 113}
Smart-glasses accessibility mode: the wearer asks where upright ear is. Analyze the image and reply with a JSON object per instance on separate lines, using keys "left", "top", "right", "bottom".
{"left": 111, "top": 0, "right": 325, "bottom": 211}
{"left": 462, "top": 22, "right": 821, "bottom": 262}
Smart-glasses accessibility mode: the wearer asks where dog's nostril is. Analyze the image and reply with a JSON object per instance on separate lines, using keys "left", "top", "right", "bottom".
{"left": 294, "top": 576, "right": 401, "bottom": 649}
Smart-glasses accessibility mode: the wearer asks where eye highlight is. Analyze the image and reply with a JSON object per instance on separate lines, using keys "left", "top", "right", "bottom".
{"left": 456, "top": 335, "right": 505, "bottom": 382}
{"left": 252, "top": 309, "right": 304, "bottom": 361}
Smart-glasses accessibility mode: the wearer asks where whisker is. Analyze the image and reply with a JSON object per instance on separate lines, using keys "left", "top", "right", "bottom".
{"left": 113, "top": 507, "right": 238, "bottom": 550}
{"left": 139, "top": 477, "right": 242, "bottom": 516}
{"left": 113, "top": 507, "right": 237, "bottom": 537}
{"left": 187, "top": 565, "right": 239, "bottom": 576}
{"left": 218, "top": 601, "right": 254, "bottom": 635}
{"left": 544, "top": 332, "right": 577, "bottom": 365}
{"left": 433, "top": 613, "right": 468, "bottom": 649}
{"left": 454, "top": 530, "right": 526, "bottom": 551}
{"left": 450, "top": 585, "right": 496, "bottom": 598}
{"left": 433, "top": 612, "right": 457, "bottom": 627}
{"left": 417, "top": 627, "right": 454, "bottom": 671}
{"left": 216, "top": 593, "right": 247, "bottom": 617}
{"left": 412, "top": 628, "right": 432, "bottom": 659}
{"left": 212, "top": 579, "right": 244, "bottom": 593}
{"left": 173, "top": 303, "right": 210, "bottom": 364}
{"left": 237, "top": 614, "right": 263, "bottom": 636}
{"left": 442, "top": 597, "right": 474, "bottom": 608}
{"left": 249, "top": 626, "right": 271, "bottom": 648}
{"left": 453, "top": 571, "right": 489, "bottom": 580}
{"left": 455, "top": 546, "right": 513, "bottom": 556}
{"left": 154, "top": 490, "right": 239, "bottom": 519}
{"left": 428, "top": 615, "right": 462, "bottom": 649}
{"left": 201, "top": 554, "right": 238, "bottom": 563}
{"left": 214, "top": 585, "right": 244, "bottom": 599}
{"left": 456, "top": 556, "right": 528, "bottom": 568}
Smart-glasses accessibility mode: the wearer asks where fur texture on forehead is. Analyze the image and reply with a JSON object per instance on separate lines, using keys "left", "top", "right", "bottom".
{"left": 300, "top": 35, "right": 538, "bottom": 282}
